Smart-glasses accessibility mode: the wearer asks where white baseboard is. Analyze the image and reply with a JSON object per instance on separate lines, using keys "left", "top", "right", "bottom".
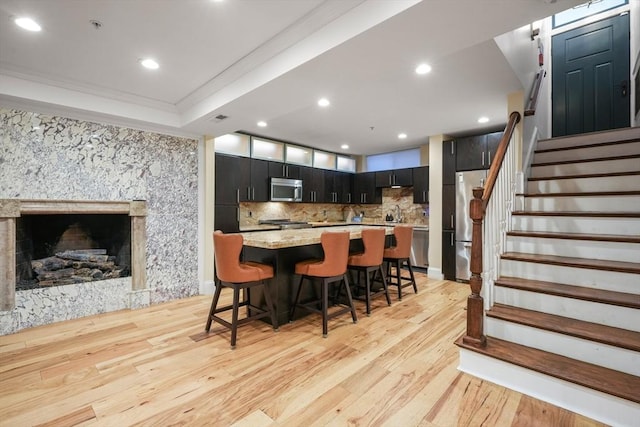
{"left": 427, "top": 267, "right": 443, "bottom": 280}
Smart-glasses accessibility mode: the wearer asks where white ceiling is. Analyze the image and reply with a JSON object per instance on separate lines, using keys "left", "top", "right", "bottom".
{"left": 0, "top": 0, "right": 580, "bottom": 155}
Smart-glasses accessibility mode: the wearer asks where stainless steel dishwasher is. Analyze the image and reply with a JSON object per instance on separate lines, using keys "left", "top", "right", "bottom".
{"left": 410, "top": 227, "right": 429, "bottom": 268}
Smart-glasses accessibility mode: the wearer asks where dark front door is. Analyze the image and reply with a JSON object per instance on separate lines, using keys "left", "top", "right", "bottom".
{"left": 552, "top": 13, "right": 630, "bottom": 137}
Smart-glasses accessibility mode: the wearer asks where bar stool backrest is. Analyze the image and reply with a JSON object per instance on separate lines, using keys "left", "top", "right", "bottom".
{"left": 357, "top": 228, "right": 386, "bottom": 266}
{"left": 213, "top": 230, "right": 261, "bottom": 283}
{"left": 390, "top": 226, "right": 413, "bottom": 258}
{"left": 306, "top": 231, "right": 350, "bottom": 277}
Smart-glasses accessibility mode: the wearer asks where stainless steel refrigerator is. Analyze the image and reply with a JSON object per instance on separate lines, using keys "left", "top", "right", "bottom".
{"left": 455, "top": 170, "right": 487, "bottom": 281}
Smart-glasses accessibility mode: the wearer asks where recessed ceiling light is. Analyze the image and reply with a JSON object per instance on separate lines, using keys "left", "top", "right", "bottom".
{"left": 477, "top": 116, "right": 489, "bottom": 124}
{"left": 398, "top": 133, "right": 407, "bottom": 139}
{"left": 341, "top": 144, "right": 349, "bottom": 150}
{"left": 257, "top": 121, "right": 267, "bottom": 127}
{"left": 317, "top": 98, "right": 330, "bottom": 107}
{"left": 14, "top": 17, "right": 41, "bottom": 32}
{"left": 415, "top": 63, "right": 432, "bottom": 75}
{"left": 140, "top": 58, "right": 159, "bottom": 70}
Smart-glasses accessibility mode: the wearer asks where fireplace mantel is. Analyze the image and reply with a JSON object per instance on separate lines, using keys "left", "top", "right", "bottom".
{"left": 0, "top": 199, "right": 147, "bottom": 311}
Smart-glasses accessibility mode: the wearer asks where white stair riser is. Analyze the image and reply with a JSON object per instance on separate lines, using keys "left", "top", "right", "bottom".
{"left": 527, "top": 176, "right": 639, "bottom": 194}
{"left": 530, "top": 157, "right": 639, "bottom": 177}
{"left": 505, "top": 236, "right": 639, "bottom": 263}
{"left": 493, "top": 287, "right": 640, "bottom": 332}
{"left": 536, "top": 128, "right": 640, "bottom": 150}
{"left": 533, "top": 142, "right": 640, "bottom": 163}
{"left": 499, "top": 259, "right": 639, "bottom": 293}
{"left": 511, "top": 216, "right": 640, "bottom": 235}
{"left": 524, "top": 195, "right": 640, "bottom": 212}
{"left": 486, "top": 317, "right": 640, "bottom": 376}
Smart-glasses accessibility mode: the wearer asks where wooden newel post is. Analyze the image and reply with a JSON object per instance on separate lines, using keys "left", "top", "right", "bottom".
{"left": 463, "top": 187, "right": 487, "bottom": 347}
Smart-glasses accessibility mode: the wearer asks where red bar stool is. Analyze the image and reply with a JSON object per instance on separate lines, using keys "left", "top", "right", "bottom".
{"left": 290, "top": 231, "right": 358, "bottom": 337}
{"left": 383, "top": 226, "right": 417, "bottom": 300}
{"left": 347, "top": 228, "right": 391, "bottom": 316}
{"left": 205, "top": 230, "right": 278, "bottom": 349}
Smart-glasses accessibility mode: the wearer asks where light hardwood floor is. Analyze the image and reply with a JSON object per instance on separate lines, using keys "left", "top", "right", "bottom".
{"left": 0, "top": 273, "right": 605, "bottom": 426}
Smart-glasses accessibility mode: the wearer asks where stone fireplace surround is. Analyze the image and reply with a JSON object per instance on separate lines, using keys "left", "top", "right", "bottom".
{"left": 0, "top": 107, "right": 200, "bottom": 335}
{"left": 0, "top": 199, "right": 148, "bottom": 320}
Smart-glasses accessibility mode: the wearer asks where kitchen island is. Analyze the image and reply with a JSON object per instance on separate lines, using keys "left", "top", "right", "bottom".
{"left": 239, "top": 225, "right": 395, "bottom": 325}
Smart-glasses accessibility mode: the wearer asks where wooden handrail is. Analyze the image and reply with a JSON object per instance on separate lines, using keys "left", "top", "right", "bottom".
{"left": 482, "top": 111, "right": 521, "bottom": 209}
{"left": 462, "top": 111, "right": 521, "bottom": 348}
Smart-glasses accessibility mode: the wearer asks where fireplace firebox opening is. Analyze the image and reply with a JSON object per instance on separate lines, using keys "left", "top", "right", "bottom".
{"left": 16, "top": 214, "right": 131, "bottom": 290}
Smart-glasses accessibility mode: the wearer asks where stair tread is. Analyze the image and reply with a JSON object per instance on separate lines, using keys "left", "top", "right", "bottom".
{"left": 456, "top": 336, "right": 640, "bottom": 404}
{"left": 512, "top": 211, "right": 640, "bottom": 218}
{"left": 501, "top": 252, "right": 640, "bottom": 274}
{"left": 529, "top": 170, "right": 640, "bottom": 181}
{"left": 531, "top": 153, "right": 640, "bottom": 167}
{"left": 535, "top": 137, "right": 640, "bottom": 154}
{"left": 495, "top": 276, "right": 640, "bottom": 309}
{"left": 524, "top": 190, "right": 640, "bottom": 197}
{"left": 507, "top": 230, "right": 640, "bottom": 243}
{"left": 488, "top": 303, "right": 640, "bottom": 352}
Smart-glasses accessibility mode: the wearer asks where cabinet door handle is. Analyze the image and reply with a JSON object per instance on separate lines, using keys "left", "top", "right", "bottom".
{"left": 488, "top": 151, "right": 492, "bottom": 166}
{"left": 451, "top": 141, "right": 455, "bottom": 155}
{"left": 450, "top": 214, "right": 454, "bottom": 229}
{"left": 422, "top": 191, "right": 427, "bottom": 203}
{"left": 236, "top": 207, "right": 240, "bottom": 222}
{"left": 247, "top": 187, "right": 251, "bottom": 200}
{"left": 450, "top": 233, "right": 454, "bottom": 246}
{"left": 347, "top": 193, "right": 351, "bottom": 203}
{"left": 482, "top": 151, "right": 485, "bottom": 167}
{"left": 282, "top": 165, "right": 286, "bottom": 176}
{"left": 236, "top": 189, "right": 240, "bottom": 203}
{"left": 252, "top": 187, "right": 255, "bottom": 200}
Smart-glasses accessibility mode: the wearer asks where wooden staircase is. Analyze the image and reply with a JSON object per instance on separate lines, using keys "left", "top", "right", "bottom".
{"left": 457, "top": 127, "right": 640, "bottom": 425}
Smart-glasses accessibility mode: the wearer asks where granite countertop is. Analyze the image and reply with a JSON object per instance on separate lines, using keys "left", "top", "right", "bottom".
{"left": 308, "top": 220, "right": 428, "bottom": 230}
{"left": 240, "top": 225, "right": 395, "bottom": 249}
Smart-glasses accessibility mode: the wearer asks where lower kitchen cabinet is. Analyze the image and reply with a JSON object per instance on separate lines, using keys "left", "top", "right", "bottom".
{"left": 442, "top": 230, "right": 456, "bottom": 281}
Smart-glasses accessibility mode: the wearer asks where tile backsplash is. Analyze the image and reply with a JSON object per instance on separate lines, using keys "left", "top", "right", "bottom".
{"left": 240, "top": 187, "right": 428, "bottom": 226}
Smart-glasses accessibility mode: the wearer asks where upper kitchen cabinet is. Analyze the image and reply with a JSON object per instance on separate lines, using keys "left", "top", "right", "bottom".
{"left": 455, "top": 134, "right": 486, "bottom": 171}
{"left": 215, "top": 154, "right": 249, "bottom": 205}
{"left": 443, "top": 140, "right": 456, "bottom": 185}
{"left": 325, "top": 170, "right": 353, "bottom": 204}
{"left": 300, "top": 166, "right": 325, "bottom": 203}
{"left": 215, "top": 154, "right": 269, "bottom": 203}
{"left": 455, "top": 131, "right": 504, "bottom": 171}
{"left": 412, "top": 166, "right": 429, "bottom": 204}
{"left": 374, "top": 168, "right": 413, "bottom": 188}
{"left": 268, "top": 161, "right": 300, "bottom": 179}
{"left": 354, "top": 172, "right": 380, "bottom": 204}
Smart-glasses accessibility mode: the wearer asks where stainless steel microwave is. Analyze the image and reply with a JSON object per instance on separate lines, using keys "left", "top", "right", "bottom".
{"left": 270, "top": 177, "right": 303, "bottom": 202}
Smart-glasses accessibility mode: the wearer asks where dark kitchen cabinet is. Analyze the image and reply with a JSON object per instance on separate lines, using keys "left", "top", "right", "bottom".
{"left": 215, "top": 154, "right": 249, "bottom": 204}
{"left": 412, "top": 166, "right": 429, "bottom": 204}
{"left": 375, "top": 168, "right": 413, "bottom": 188}
{"left": 486, "top": 131, "right": 503, "bottom": 168}
{"left": 215, "top": 205, "right": 239, "bottom": 233}
{"left": 215, "top": 154, "right": 269, "bottom": 203}
{"left": 442, "top": 184, "right": 456, "bottom": 231}
{"left": 443, "top": 140, "right": 456, "bottom": 185}
{"left": 442, "top": 230, "right": 456, "bottom": 280}
{"left": 455, "top": 131, "right": 504, "bottom": 171}
{"left": 268, "top": 161, "right": 300, "bottom": 179}
{"left": 325, "top": 170, "right": 353, "bottom": 203}
{"left": 249, "top": 158, "right": 269, "bottom": 202}
{"left": 353, "top": 172, "right": 380, "bottom": 204}
{"left": 300, "top": 166, "right": 325, "bottom": 203}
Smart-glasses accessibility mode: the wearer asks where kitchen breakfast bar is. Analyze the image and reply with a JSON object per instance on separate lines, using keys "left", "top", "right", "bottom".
{"left": 239, "top": 225, "right": 395, "bottom": 326}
